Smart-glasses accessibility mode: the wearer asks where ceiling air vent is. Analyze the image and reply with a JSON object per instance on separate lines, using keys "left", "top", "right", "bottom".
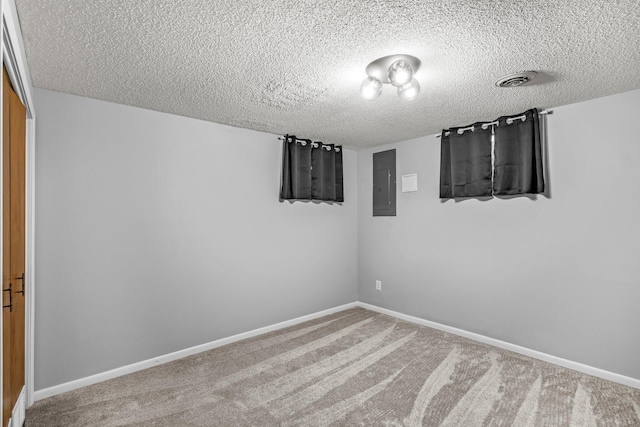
{"left": 494, "top": 71, "right": 537, "bottom": 87}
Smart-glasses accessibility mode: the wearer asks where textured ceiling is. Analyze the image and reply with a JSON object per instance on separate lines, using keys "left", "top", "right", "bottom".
{"left": 14, "top": 0, "right": 640, "bottom": 149}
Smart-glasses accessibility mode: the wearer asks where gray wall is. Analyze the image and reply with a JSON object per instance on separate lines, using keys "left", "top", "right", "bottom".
{"left": 34, "top": 89, "right": 358, "bottom": 390}
{"left": 358, "top": 89, "right": 640, "bottom": 380}
{"left": 35, "top": 86, "right": 640, "bottom": 391}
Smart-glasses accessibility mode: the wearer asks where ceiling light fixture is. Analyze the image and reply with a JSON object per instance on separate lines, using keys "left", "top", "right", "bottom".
{"left": 360, "top": 54, "right": 421, "bottom": 101}
{"left": 360, "top": 76, "right": 383, "bottom": 100}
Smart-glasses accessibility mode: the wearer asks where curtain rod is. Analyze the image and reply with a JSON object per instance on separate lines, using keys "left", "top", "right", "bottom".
{"left": 276, "top": 135, "right": 336, "bottom": 145}
{"left": 434, "top": 109, "right": 552, "bottom": 138}
{"left": 278, "top": 135, "right": 314, "bottom": 142}
{"left": 277, "top": 135, "right": 341, "bottom": 151}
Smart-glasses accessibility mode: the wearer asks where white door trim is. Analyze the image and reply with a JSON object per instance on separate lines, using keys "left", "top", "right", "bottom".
{"left": 1, "top": 0, "right": 36, "bottom": 410}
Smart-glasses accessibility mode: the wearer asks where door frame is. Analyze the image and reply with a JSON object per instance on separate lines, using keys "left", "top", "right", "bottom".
{"left": 1, "top": 0, "right": 36, "bottom": 410}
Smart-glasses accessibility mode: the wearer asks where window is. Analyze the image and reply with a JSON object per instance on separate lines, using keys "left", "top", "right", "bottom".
{"left": 280, "top": 135, "right": 344, "bottom": 202}
{"left": 440, "top": 109, "right": 544, "bottom": 199}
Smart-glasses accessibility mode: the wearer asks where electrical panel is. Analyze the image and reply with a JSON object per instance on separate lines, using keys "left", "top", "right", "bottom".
{"left": 373, "top": 149, "right": 396, "bottom": 216}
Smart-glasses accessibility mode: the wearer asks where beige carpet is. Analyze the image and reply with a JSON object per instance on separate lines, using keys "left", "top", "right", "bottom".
{"left": 26, "top": 308, "right": 640, "bottom": 426}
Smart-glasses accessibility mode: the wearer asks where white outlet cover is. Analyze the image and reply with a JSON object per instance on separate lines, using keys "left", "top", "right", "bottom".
{"left": 401, "top": 174, "right": 418, "bottom": 192}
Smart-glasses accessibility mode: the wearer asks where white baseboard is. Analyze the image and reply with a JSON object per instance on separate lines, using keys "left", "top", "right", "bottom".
{"left": 34, "top": 300, "right": 639, "bottom": 401}
{"left": 8, "top": 385, "right": 26, "bottom": 427}
{"left": 33, "top": 302, "right": 358, "bottom": 401}
{"left": 357, "top": 302, "right": 640, "bottom": 390}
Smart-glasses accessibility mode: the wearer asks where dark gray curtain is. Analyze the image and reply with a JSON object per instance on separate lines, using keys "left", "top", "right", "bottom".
{"left": 493, "top": 108, "right": 545, "bottom": 195}
{"left": 440, "top": 109, "right": 545, "bottom": 199}
{"left": 280, "top": 135, "right": 344, "bottom": 202}
{"left": 439, "top": 123, "right": 492, "bottom": 198}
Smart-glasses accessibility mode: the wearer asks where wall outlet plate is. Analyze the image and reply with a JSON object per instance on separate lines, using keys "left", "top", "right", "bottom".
{"left": 375, "top": 280, "right": 382, "bottom": 291}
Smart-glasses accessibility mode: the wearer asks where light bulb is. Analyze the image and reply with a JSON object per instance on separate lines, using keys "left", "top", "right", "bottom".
{"left": 388, "top": 60, "right": 413, "bottom": 87}
{"left": 360, "top": 76, "right": 383, "bottom": 100}
{"left": 397, "top": 78, "right": 420, "bottom": 101}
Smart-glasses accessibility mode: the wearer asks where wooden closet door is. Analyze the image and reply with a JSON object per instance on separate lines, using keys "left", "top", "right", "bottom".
{"left": 2, "top": 65, "right": 11, "bottom": 427}
{"left": 2, "top": 65, "right": 26, "bottom": 427}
